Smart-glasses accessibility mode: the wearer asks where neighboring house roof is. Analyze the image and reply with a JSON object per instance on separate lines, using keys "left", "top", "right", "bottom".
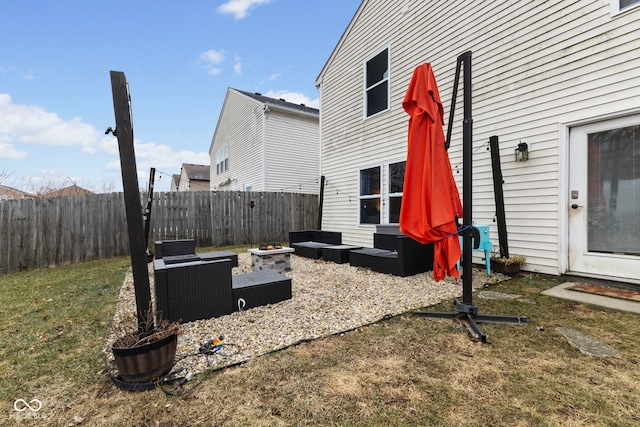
{"left": 0, "top": 184, "right": 34, "bottom": 200}
{"left": 209, "top": 87, "right": 320, "bottom": 155}
{"left": 42, "top": 185, "right": 94, "bottom": 198}
{"left": 234, "top": 89, "right": 319, "bottom": 117}
{"left": 182, "top": 164, "right": 210, "bottom": 181}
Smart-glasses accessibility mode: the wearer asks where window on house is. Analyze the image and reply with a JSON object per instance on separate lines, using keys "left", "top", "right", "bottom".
{"left": 388, "top": 161, "right": 406, "bottom": 223}
{"left": 587, "top": 124, "right": 640, "bottom": 255}
{"left": 215, "top": 145, "right": 229, "bottom": 175}
{"left": 359, "top": 166, "right": 381, "bottom": 224}
{"left": 365, "top": 47, "right": 389, "bottom": 117}
{"left": 611, "top": 0, "right": 640, "bottom": 15}
{"left": 621, "top": 0, "right": 640, "bottom": 8}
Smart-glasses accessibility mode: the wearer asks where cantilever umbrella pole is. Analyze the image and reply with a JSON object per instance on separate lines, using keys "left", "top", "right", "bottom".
{"left": 415, "top": 52, "right": 527, "bottom": 342}
{"left": 460, "top": 51, "right": 474, "bottom": 308}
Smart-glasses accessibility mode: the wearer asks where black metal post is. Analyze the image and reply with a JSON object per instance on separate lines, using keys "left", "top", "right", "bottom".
{"left": 110, "top": 71, "right": 151, "bottom": 333}
{"left": 143, "top": 167, "right": 156, "bottom": 257}
{"left": 317, "top": 175, "right": 325, "bottom": 230}
{"left": 249, "top": 200, "right": 255, "bottom": 248}
{"left": 489, "top": 136, "right": 509, "bottom": 258}
{"left": 461, "top": 51, "right": 473, "bottom": 306}
{"left": 445, "top": 57, "right": 462, "bottom": 151}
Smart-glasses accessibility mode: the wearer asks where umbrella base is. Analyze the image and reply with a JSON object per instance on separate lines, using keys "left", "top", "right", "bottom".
{"left": 415, "top": 299, "right": 527, "bottom": 343}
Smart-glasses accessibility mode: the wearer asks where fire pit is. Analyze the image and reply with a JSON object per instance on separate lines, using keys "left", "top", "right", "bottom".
{"left": 259, "top": 242, "right": 283, "bottom": 251}
{"left": 249, "top": 243, "right": 294, "bottom": 273}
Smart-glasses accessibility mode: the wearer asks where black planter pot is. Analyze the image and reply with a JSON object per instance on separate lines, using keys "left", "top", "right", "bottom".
{"left": 490, "top": 261, "right": 521, "bottom": 275}
{"left": 112, "top": 333, "right": 177, "bottom": 383}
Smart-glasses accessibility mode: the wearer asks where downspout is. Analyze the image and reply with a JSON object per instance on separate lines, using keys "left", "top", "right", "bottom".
{"left": 317, "top": 81, "right": 324, "bottom": 230}
{"left": 262, "top": 105, "right": 269, "bottom": 191}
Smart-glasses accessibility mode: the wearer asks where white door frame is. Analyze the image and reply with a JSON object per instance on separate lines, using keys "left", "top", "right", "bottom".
{"left": 560, "top": 109, "right": 640, "bottom": 284}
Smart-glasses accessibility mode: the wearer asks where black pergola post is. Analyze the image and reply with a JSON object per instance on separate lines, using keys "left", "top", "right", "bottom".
{"left": 317, "top": 175, "right": 325, "bottom": 230}
{"left": 110, "top": 71, "right": 151, "bottom": 333}
{"left": 489, "top": 136, "right": 510, "bottom": 258}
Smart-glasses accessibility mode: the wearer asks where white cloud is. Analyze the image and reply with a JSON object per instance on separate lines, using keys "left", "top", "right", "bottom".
{"left": 0, "top": 65, "right": 35, "bottom": 80}
{"left": 0, "top": 93, "right": 105, "bottom": 154}
{"left": 26, "top": 169, "right": 82, "bottom": 187}
{"left": 105, "top": 140, "right": 209, "bottom": 171}
{"left": 263, "top": 90, "right": 319, "bottom": 108}
{"left": 234, "top": 56, "right": 242, "bottom": 75}
{"left": 106, "top": 139, "right": 209, "bottom": 187}
{"left": 260, "top": 73, "right": 281, "bottom": 84}
{"left": 199, "top": 49, "right": 225, "bottom": 75}
{"left": 199, "top": 49, "right": 225, "bottom": 64}
{"left": 0, "top": 142, "right": 27, "bottom": 159}
{"left": 0, "top": 93, "right": 209, "bottom": 192}
{"left": 217, "top": 0, "right": 272, "bottom": 19}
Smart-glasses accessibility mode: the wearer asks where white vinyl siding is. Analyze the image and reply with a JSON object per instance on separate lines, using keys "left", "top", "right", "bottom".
{"left": 209, "top": 89, "right": 319, "bottom": 193}
{"left": 210, "top": 90, "right": 263, "bottom": 191}
{"left": 264, "top": 110, "right": 320, "bottom": 193}
{"left": 317, "top": 0, "right": 640, "bottom": 274}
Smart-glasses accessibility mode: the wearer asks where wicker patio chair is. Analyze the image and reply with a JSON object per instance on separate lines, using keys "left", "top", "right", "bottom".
{"left": 154, "top": 258, "right": 235, "bottom": 323}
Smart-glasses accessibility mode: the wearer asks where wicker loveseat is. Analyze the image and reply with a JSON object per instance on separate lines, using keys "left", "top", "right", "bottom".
{"left": 289, "top": 230, "right": 342, "bottom": 259}
{"left": 349, "top": 226, "right": 434, "bottom": 277}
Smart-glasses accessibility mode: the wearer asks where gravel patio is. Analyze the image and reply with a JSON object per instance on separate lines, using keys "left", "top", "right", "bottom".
{"left": 107, "top": 252, "right": 501, "bottom": 375}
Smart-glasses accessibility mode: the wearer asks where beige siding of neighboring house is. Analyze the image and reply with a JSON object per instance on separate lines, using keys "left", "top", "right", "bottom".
{"left": 210, "top": 90, "right": 264, "bottom": 191}
{"left": 317, "top": 0, "right": 640, "bottom": 275}
{"left": 178, "top": 168, "right": 190, "bottom": 191}
{"left": 187, "top": 180, "right": 210, "bottom": 192}
{"left": 210, "top": 88, "right": 320, "bottom": 194}
{"left": 264, "top": 109, "right": 320, "bottom": 193}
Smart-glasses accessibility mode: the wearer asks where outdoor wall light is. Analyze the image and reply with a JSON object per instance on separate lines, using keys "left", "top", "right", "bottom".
{"left": 515, "top": 141, "right": 529, "bottom": 162}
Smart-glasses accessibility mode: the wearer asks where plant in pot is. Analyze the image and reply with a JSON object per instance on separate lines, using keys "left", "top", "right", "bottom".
{"left": 110, "top": 309, "right": 180, "bottom": 385}
{"left": 490, "top": 253, "right": 526, "bottom": 275}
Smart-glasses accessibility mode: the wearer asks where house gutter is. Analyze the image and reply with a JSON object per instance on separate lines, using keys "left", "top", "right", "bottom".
{"left": 268, "top": 104, "right": 318, "bottom": 119}
{"left": 262, "top": 105, "right": 268, "bottom": 190}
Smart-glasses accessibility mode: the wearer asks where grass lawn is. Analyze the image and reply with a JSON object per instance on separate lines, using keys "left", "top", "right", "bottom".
{"left": 2, "top": 249, "right": 639, "bottom": 426}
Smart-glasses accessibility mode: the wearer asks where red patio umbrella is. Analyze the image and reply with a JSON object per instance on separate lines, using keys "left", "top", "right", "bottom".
{"left": 399, "top": 63, "right": 462, "bottom": 281}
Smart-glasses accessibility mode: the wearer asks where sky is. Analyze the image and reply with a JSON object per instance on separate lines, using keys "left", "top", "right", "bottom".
{"left": 0, "top": 0, "right": 361, "bottom": 193}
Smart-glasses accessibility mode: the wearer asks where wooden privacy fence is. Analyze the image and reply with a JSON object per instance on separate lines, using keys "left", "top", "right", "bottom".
{"left": 0, "top": 190, "right": 318, "bottom": 275}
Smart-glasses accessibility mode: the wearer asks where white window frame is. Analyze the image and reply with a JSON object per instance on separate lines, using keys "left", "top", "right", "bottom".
{"left": 363, "top": 45, "right": 390, "bottom": 119}
{"left": 358, "top": 160, "right": 406, "bottom": 226}
{"left": 610, "top": 0, "right": 640, "bottom": 15}
{"left": 386, "top": 160, "right": 406, "bottom": 224}
{"left": 358, "top": 165, "right": 382, "bottom": 225}
{"left": 215, "top": 144, "right": 229, "bottom": 175}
